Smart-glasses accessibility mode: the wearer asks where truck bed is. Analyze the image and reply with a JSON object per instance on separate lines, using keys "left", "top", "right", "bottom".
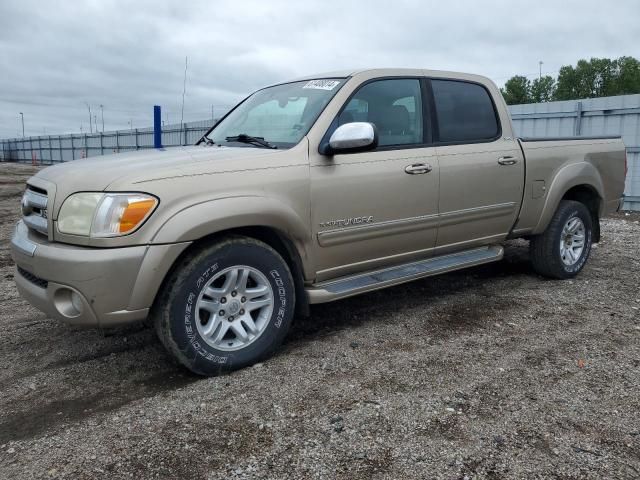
{"left": 513, "top": 135, "right": 626, "bottom": 236}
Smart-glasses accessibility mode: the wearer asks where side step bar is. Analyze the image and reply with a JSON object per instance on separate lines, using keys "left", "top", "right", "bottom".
{"left": 306, "top": 245, "right": 504, "bottom": 304}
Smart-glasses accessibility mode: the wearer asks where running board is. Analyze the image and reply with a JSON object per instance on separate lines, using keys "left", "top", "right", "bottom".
{"left": 306, "top": 245, "right": 504, "bottom": 304}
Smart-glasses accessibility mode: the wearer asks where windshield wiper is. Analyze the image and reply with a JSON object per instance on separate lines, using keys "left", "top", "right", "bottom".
{"left": 225, "top": 134, "right": 277, "bottom": 149}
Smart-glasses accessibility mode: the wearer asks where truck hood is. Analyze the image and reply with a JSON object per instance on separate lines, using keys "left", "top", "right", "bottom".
{"left": 31, "top": 145, "right": 294, "bottom": 216}
{"left": 34, "top": 145, "right": 282, "bottom": 191}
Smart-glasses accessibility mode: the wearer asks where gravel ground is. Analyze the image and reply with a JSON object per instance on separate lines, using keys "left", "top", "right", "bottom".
{"left": 0, "top": 162, "right": 639, "bottom": 479}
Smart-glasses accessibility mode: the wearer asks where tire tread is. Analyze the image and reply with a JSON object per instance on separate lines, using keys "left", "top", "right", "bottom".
{"left": 151, "top": 235, "right": 294, "bottom": 375}
{"left": 530, "top": 200, "right": 592, "bottom": 279}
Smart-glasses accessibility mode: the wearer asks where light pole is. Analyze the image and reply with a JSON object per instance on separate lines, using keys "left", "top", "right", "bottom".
{"left": 19, "top": 112, "right": 24, "bottom": 137}
{"left": 84, "top": 102, "right": 93, "bottom": 133}
{"left": 100, "top": 104, "right": 104, "bottom": 132}
{"left": 539, "top": 61, "right": 543, "bottom": 81}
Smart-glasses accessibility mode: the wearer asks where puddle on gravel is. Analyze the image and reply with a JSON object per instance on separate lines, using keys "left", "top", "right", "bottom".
{"left": 0, "top": 370, "right": 199, "bottom": 443}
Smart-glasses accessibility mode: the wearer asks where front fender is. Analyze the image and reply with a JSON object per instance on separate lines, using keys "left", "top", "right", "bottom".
{"left": 533, "top": 162, "right": 604, "bottom": 234}
{"left": 151, "top": 194, "right": 312, "bottom": 264}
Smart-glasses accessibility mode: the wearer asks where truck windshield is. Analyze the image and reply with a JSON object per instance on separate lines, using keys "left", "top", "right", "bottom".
{"left": 205, "top": 79, "right": 345, "bottom": 149}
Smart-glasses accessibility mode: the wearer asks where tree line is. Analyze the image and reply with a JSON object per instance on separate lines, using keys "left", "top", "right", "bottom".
{"left": 500, "top": 56, "right": 640, "bottom": 105}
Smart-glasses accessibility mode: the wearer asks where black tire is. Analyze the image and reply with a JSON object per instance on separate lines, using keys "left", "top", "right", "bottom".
{"left": 153, "top": 236, "right": 295, "bottom": 375}
{"left": 530, "top": 200, "right": 593, "bottom": 279}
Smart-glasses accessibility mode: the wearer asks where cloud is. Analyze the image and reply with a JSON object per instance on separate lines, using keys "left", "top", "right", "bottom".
{"left": 1, "top": 0, "right": 638, "bottom": 138}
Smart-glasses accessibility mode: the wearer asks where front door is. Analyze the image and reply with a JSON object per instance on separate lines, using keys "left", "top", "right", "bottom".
{"left": 430, "top": 79, "right": 525, "bottom": 252}
{"left": 309, "top": 78, "right": 439, "bottom": 282}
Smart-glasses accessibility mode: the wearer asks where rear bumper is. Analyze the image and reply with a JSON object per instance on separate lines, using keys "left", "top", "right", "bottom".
{"left": 10, "top": 221, "right": 190, "bottom": 328}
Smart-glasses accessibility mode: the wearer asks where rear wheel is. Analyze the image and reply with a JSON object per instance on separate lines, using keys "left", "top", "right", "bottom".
{"left": 530, "top": 200, "right": 593, "bottom": 279}
{"left": 153, "top": 236, "right": 295, "bottom": 375}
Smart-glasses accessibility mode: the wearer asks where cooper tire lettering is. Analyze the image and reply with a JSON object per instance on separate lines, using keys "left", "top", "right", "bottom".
{"left": 154, "top": 236, "right": 295, "bottom": 375}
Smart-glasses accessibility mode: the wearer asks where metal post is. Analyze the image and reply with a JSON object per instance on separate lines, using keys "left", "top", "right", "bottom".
{"left": 574, "top": 101, "right": 583, "bottom": 136}
{"left": 153, "top": 105, "right": 162, "bottom": 148}
{"left": 100, "top": 104, "right": 104, "bottom": 132}
{"left": 539, "top": 61, "right": 543, "bottom": 81}
{"left": 85, "top": 103, "right": 93, "bottom": 134}
{"left": 115, "top": 130, "right": 120, "bottom": 153}
{"left": 58, "top": 135, "right": 63, "bottom": 162}
{"left": 100, "top": 132, "right": 104, "bottom": 156}
{"left": 135, "top": 128, "right": 139, "bottom": 150}
{"left": 183, "top": 123, "right": 187, "bottom": 146}
{"left": 71, "top": 135, "right": 75, "bottom": 160}
{"left": 85, "top": 133, "right": 88, "bottom": 158}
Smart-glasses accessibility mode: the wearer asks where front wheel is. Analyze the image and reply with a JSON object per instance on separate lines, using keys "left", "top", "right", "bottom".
{"left": 153, "top": 236, "right": 295, "bottom": 375}
{"left": 530, "top": 200, "right": 593, "bottom": 279}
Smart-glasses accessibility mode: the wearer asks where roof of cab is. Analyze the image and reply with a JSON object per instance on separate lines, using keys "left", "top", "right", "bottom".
{"left": 286, "top": 68, "right": 494, "bottom": 86}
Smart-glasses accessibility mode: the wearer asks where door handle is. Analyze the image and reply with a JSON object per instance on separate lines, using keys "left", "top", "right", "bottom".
{"left": 404, "top": 163, "right": 432, "bottom": 174}
{"left": 498, "top": 156, "right": 518, "bottom": 166}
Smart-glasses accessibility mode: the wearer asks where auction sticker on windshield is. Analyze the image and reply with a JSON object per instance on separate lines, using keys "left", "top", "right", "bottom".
{"left": 303, "top": 80, "right": 341, "bottom": 90}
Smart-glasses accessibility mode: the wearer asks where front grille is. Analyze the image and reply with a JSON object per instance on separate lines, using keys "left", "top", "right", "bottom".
{"left": 22, "top": 185, "right": 49, "bottom": 235}
{"left": 17, "top": 266, "right": 49, "bottom": 289}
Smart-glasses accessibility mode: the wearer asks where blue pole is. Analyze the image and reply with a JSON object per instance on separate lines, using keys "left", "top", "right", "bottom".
{"left": 153, "top": 105, "right": 162, "bottom": 148}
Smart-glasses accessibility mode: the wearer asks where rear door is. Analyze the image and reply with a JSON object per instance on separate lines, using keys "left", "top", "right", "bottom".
{"left": 429, "top": 79, "right": 524, "bottom": 252}
{"left": 309, "top": 77, "right": 439, "bottom": 281}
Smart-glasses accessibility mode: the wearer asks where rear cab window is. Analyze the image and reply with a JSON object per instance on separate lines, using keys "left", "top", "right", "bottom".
{"left": 430, "top": 79, "right": 500, "bottom": 144}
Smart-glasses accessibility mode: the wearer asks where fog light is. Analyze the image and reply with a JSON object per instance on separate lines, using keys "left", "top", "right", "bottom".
{"left": 70, "top": 291, "right": 83, "bottom": 313}
{"left": 53, "top": 288, "right": 84, "bottom": 318}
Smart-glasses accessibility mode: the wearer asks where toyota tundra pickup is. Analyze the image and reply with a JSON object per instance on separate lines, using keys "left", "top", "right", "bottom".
{"left": 10, "top": 68, "right": 627, "bottom": 375}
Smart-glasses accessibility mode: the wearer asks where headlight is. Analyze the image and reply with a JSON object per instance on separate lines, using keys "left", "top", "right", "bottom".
{"left": 57, "top": 192, "right": 158, "bottom": 237}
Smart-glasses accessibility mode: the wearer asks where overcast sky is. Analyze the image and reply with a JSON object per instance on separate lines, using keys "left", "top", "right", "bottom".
{"left": 1, "top": 0, "right": 638, "bottom": 138}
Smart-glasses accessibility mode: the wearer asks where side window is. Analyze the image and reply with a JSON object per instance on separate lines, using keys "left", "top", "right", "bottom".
{"left": 338, "top": 79, "right": 423, "bottom": 147}
{"left": 431, "top": 80, "right": 499, "bottom": 143}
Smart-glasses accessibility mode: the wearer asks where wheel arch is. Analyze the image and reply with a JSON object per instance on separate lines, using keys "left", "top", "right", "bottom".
{"left": 533, "top": 162, "right": 604, "bottom": 239}
{"left": 150, "top": 224, "right": 311, "bottom": 320}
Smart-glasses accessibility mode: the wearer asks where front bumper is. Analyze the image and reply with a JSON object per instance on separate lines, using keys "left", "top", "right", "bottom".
{"left": 10, "top": 221, "right": 190, "bottom": 328}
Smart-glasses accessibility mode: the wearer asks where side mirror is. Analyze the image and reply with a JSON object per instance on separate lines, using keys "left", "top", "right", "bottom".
{"left": 326, "top": 122, "right": 378, "bottom": 154}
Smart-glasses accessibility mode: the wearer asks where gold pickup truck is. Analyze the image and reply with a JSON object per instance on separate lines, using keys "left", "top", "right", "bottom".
{"left": 10, "top": 68, "right": 627, "bottom": 375}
